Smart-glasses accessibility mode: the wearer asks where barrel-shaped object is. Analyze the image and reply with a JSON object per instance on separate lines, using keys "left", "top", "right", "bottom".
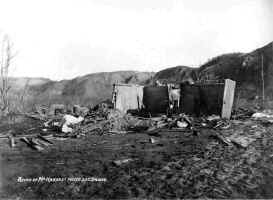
{"left": 180, "top": 83, "right": 224, "bottom": 116}
{"left": 199, "top": 84, "right": 224, "bottom": 115}
{"left": 180, "top": 84, "right": 200, "bottom": 116}
{"left": 143, "top": 86, "right": 169, "bottom": 113}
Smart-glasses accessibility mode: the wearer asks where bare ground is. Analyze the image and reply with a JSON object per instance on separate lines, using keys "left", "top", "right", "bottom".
{"left": 1, "top": 116, "right": 273, "bottom": 199}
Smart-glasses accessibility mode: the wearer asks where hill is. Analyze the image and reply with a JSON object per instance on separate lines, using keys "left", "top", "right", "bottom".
{"left": 14, "top": 71, "right": 154, "bottom": 109}
{"left": 198, "top": 42, "right": 273, "bottom": 107}
{"left": 6, "top": 41, "right": 273, "bottom": 110}
{"left": 152, "top": 66, "right": 198, "bottom": 84}
{"left": 152, "top": 41, "right": 273, "bottom": 108}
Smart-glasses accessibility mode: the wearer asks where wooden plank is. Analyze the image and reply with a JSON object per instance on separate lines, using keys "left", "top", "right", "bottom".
{"left": 221, "top": 79, "right": 236, "bottom": 119}
{"left": 20, "top": 137, "right": 44, "bottom": 151}
{"left": 114, "top": 84, "right": 143, "bottom": 113}
{"left": 37, "top": 135, "right": 53, "bottom": 145}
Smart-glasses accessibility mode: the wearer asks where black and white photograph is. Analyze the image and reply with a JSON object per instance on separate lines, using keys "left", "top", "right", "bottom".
{"left": 0, "top": 0, "right": 272, "bottom": 199}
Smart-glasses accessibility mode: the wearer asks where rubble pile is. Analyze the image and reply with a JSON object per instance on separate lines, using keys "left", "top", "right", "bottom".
{"left": 3, "top": 105, "right": 273, "bottom": 198}
{"left": 5, "top": 102, "right": 272, "bottom": 155}
{"left": 94, "top": 119, "right": 272, "bottom": 199}
{"left": 232, "top": 107, "right": 256, "bottom": 120}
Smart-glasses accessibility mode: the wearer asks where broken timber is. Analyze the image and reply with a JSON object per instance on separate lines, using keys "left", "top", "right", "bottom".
{"left": 222, "top": 79, "right": 236, "bottom": 119}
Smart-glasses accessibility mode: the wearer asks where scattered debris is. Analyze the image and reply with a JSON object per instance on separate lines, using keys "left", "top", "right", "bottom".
{"left": 211, "top": 130, "right": 232, "bottom": 146}
{"left": 9, "top": 135, "right": 15, "bottom": 148}
{"left": 25, "top": 113, "right": 46, "bottom": 121}
{"left": 252, "top": 112, "right": 273, "bottom": 119}
{"left": 149, "top": 137, "right": 158, "bottom": 144}
{"left": 176, "top": 120, "right": 188, "bottom": 128}
{"left": 49, "top": 104, "right": 65, "bottom": 116}
{"left": 207, "top": 115, "right": 221, "bottom": 121}
{"left": 213, "top": 120, "right": 231, "bottom": 129}
{"left": 20, "top": 137, "right": 44, "bottom": 151}
{"left": 61, "top": 114, "right": 84, "bottom": 133}
{"left": 232, "top": 107, "right": 255, "bottom": 119}
{"left": 227, "top": 127, "right": 264, "bottom": 148}
{"left": 5, "top": 93, "right": 262, "bottom": 156}
{"left": 113, "top": 158, "right": 135, "bottom": 166}
{"left": 37, "top": 135, "right": 53, "bottom": 145}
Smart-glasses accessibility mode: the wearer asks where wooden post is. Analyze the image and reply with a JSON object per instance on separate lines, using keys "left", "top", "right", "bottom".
{"left": 112, "top": 83, "right": 116, "bottom": 109}
{"left": 222, "top": 79, "right": 236, "bottom": 119}
{"left": 261, "top": 54, "right": 265, "bottom": 107}
{"left": 9, "top": 135, "right": 15, "bottom": 148}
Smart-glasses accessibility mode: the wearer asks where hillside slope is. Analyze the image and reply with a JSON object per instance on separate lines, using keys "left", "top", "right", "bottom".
{"left": 152, "top": 41, "right": 273, "bottom": 107}
{"left": 24, "top": 71, "right": 154, "bottom": 108}
{"left": 152, "top": 66, "right": 198, "bottom": 84}
{"left": 6, "top": 41, "right": 273, "bottom": 110}
{"left": 9, "top": 77, "right": 51, "bottom": 91}
{"left": 198, "top": 42, "right": 273, "bottom": 106}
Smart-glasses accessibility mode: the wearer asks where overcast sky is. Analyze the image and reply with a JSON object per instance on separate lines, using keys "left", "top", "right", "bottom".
{"left": 0, "top": 0, "right": 272, "bottom": 80}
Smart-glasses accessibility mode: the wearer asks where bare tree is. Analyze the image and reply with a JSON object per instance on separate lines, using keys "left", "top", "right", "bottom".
{"left": 6, "top": 78, "right": 31, "bottom": 114}
{"left": 0, "top": 34, "right": 16, "bottom": 115}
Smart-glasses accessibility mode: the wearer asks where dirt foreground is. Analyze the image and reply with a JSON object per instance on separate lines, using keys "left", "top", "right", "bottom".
{"left": 1, "top": 117, "right": 273, "bottom": 199}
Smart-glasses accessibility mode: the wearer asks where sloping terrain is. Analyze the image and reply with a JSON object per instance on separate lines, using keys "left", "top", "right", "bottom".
{"left": 153, "top": 42, "right": 273, "bottom": 92}
{"left": 9, "top": 77, "right": 50, "bottom": 88}
{"left": 6, "top": 41, "right": 273, "bottom": 110}
{"left": 197, "top": 42, "right": 273, "bottom": 107}
{"left": 197, "top": 53, "right": 245, "bottom": 82}
{"left": 153, "top": 42, "right": 273, "bottom": 108}
{"left": 152, "top": 66, "right": 198, "bottom": 84}
{"left": 8, "top": 71, "right": 154, "bottom": 109}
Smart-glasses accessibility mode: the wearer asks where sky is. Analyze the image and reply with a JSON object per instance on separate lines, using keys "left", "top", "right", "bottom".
{"left": 0, "top": 0, "right": 272, "bottom": 80}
